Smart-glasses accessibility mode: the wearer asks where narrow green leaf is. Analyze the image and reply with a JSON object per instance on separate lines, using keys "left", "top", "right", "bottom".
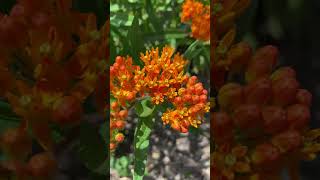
{"left": 133, "top": 107, "right": 156, "bottom": 180}
{"left": 145, "top": 0, "right": 163, "bottom": 33}
{"left": 0, "top": 118, "right": 19, "bottom": 134}
{"left": 135, "top": 98, "right": 155, "bottom": 118}
{"left": 127, "top": 15, "right": 144, "bottom": 66}
{"left": 183, "top": 40, "right": 202, "bottom": 59}
{"left": 0, "top": 101, "right": 19, "bottom": 118}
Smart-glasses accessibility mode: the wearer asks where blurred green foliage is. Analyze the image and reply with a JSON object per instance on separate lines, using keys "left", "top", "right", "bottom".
{"left": 111, "top": 155, "right": 133, "bottom": 177}
{"left": 110, "top": 0, "right": 210, "bottom": 75}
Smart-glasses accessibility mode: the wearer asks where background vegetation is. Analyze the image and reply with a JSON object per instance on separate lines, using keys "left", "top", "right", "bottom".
{"left": 110, "top": 0, "right": 210, "bottom": 179}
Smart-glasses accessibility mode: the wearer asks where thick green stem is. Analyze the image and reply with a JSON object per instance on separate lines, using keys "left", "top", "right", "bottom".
{"left": 133, "top": 115, "right": 155, "bottom": 180}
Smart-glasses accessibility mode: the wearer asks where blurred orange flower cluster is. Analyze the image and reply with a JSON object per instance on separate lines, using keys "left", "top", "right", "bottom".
{"left": 212, "top": 45, "right": 319, "bottom": 179}
{"left": 0, "top": 0, "right": 107, "bottom": 178}
{"left": 181, "top": 0, "right": 210, "bottom": 41}
{"left": 212, "top": 0, "right": 251, "bottom": 45}
{"left": 212, "top": 0, "right": 251, "bottom": 89}
{"left": 110, "top": 46, "right": 209, "bottom": 150}
{"left": 211, "top": 0, "right": 320, "bottom": 179}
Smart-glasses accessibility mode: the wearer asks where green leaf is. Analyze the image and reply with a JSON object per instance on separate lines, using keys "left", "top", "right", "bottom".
{"left": 127, "top": 15, "right": 144, "bottom": 66}
{"left": 133, "top": 114, "right": 155, "bottom": 180}
{"left": 139, "top": 140, "right": 149, "bottom": 149}
{"left": 145, "top": 0, "right": 163, "bottom": 33}
{"left": 110, "top": 4, "right": 120, "bottom": 12}
{"left": 135, "top": 98, "right": 155, "bottom": 118}
{"left": 0, "top": 0, "right": 15, "bottom": 14}
{"left": 0, "top": 117, "right": 20, "bottom": 134}
{"left": 183, "top": 40, "right": 202, "bottom": 59}
{"left": 0, "top": 101, "right": 19, "bottom": 118}
{"left": 113, "top": 156, "right": 132, "bottom": 176}
{"left": 76, "top": 122, "right": 107, "bottom": 175}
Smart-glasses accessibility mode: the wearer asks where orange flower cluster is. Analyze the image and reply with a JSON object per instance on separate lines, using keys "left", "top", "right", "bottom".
{"left": 212, "top": 1, "right": 320, "bottom": 178}
{"left": 212, "top": 45, "right": 319, "bottom": 179}
{"left": 212, "top": 0, "right": 251, "bottom": 89}
{"left": 212, "top": 0, "right": 251, "bottom": 45}
{"left": 162, "top": 76, "right": 209, "bottom": 132}
{"left": 181, "top": 0, "right": 210, "bottom": 41}
{"left": 110, "top": 46, "right": 209, "bottom": 150}
{"left": 0, "top": 0, "right": 107, "bottom": 178}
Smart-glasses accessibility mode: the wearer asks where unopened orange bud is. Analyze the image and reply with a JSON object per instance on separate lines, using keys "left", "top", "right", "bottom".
{"left": 115, "top": 133, "right": 125, "bottom": 143}
{"left": 195, "top": 103, "right": 205, "bottom": 109}
{"left": 111, "top": 101, "right": 118, "bottom": 110}
{"left": 174, "top": 97, "right": 182, "bottom": 104}
{"left": 126, "top": 92, "right": 135, "bottom": 101}
{"left": 272, "top": 77, "right": 299, "bottom": 106}
{"left": 119, "top": 110, "right": 128, "bottom": 119}
{"left": 227, "top": 42, "right": 252, "bottom": 71}
{"left": 120, "top": 65, "right": 126, "bottom": 71}
{"left": 252, "top": 45, "right": 278, "bottom": 67}
{"left": 113, "top": 62, "right": 119, "bottom": 69}
{"left": 52, "top": 96, "right": 83, "bottom": 125}
{"left": 233, "top": 104, "right": 262, "bottom": 130}
{"left": 115, "top": 120, "right": 125, "bottom": 129}
{"left": 192, "top": 95, "right": 200, "bottom": 104}
{"left": 180, "top": 126, "right": 188, "bottom": 133}
{"left": 181, "top": 120, "right": 190, "bottom": 128}
{"left": 251, "top": 143, "right": 280, "bottom": 167}
{"left": 110, "top": 121, "right": 116, "bottom": 129}
{"left": 115, "top": 56, "right": 123, "bottom": 64}
{"left": 188, "top": 86, "right": 195, "bottom": 94}
{"left": 296, "top": 89, "right": 312, "bottom": 107}
{"left": 28, "top": 152, "right": 57, "bottom": 178}
{"left": 171, "top": 121, "right": 181, "bottom": 132}
{"left": 287, "top": 104, "right": 310, "bottom": 130}
{"left": 195, "top": 85, "right": 204, "bottom": 94}
{"left": 245, "top": 45, "right": 278, "bottom": 82}
{"left": 184, "top": 94, "right": 192, "bottom": 101}
{"left": 262, "top": 106, "right": 287, "bottom": 134}
{"left": 188, "top": 76, "right": 198, "bottom": 85}
{"left": 194, "top": 82, "right": 203, "bottom": 89}
{"left": 218, "top": 83, "right": 243, "bottom": 110}
{"left": 270, "top": 66, "right": 296, "bottom": 82}
{"left": 199, "top": 95, "right": 207, "bottom": 103}
{"left": 244, "top": 77, "right": 272, "bottom": 104}
{"left": 271, "top": 130, "right": 301, "bottom": 153}
{"left": 110, "top": 143, "right": 116, "bottom": 150}
{"left": 202, "top": 89, "right": 208, "bottom": 95}
{"left": 1, "top": 128, "right": 32, "bottom": 158}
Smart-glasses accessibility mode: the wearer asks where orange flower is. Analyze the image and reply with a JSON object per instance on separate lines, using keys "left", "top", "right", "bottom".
{"left": 0, "top": 0, "right": 108, "bottom": 153}
{"left": 110, "top": 46, "right": 210, "bottom": 149}
{"left": 181, "top": 0, "right": 210, "bottom": 41}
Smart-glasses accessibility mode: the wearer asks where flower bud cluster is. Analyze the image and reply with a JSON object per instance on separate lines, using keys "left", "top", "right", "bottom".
{"left": 110, "top": 46, "right": 210, "bottom": 150}
{"left": 212, "top": 45, "right": 317, "bottom": 179}
{"left": 181, "top": 0, "right": 210, "bottom": 41}
{"left": 0, "top": 0, "right": 108, "bottom": 177}
{"left": 110, "top": 100, "right": 128, "bottom": 151}
{"left": 212, "top": 0, "right": 251, "bottom": 89}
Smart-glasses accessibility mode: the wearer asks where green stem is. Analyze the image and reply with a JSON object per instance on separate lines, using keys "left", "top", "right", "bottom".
{"left": 133, "top": 114, "right": 155, "bottom": 180}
